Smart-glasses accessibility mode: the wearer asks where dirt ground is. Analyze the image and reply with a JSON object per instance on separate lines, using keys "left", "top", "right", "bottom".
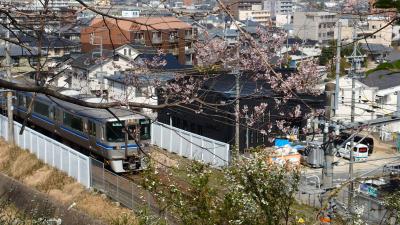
{"left": 0, "top": 139, "right": 138, "bottom": 225}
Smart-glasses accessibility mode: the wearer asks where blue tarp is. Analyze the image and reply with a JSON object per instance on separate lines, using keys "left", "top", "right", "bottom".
{"left": 275, "top": 139, "right": 290, "bottom": 147}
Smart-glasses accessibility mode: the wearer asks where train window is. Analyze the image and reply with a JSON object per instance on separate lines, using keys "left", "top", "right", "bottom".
{"left": 63, "top": 112, "right": 83, "bottom": 132}
{"left": 17, "top": 95, "right": 25, "bottom": 107}
{"left": 34, "top": 101, "right": 50, "bottom": 118}
{"left": 139, "top": 119, "right": 150, "bottom": 140}
{"left": 106, "top": 122, "right": 125, "bottom": 142}
{"left": 106, "top": 121, "right": 138, "bottom": 142}
{"left": 54, "top": 108, "right": 60, "bottom": 121}
{"left": 25, "top": 96, "right": 31, "bottom": 109}
{"left": 88, "top": 120, "right": 96, "bottom": 136}
{"left": 49, "top": 107, "right": 54, "bottom": 119}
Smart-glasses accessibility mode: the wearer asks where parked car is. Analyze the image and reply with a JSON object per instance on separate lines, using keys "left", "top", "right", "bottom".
{"left": 337, "top": 142, "right": 369, "bottom": 161}
{"left": 334, "top": 132, "right": 374, "bottom": 155}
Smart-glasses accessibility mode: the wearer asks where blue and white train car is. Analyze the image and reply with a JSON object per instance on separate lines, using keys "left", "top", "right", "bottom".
{"left": 12, "top": 91, "right": 151, "bottom": 172}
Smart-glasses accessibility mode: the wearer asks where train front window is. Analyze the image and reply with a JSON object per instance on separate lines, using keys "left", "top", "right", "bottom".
{"left": 106, "top": 121, "right": 137, "bottom": 142}
{"left": 139, "top": 119, "right": 150, "bottom": 140}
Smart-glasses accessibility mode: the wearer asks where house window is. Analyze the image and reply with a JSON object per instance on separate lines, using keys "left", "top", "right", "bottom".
{"left": 372, "top": 25, "right": 376, "bottom": 29}
{"left": 11, "top": 57, "right": 19, "bottom": 66}
{"left": 135, "top": 87, "right": 143, "bottom": 97}
{"left": 169, "top": 31, "right": 178, "bottom": 41}
{"left": 129, "top": 49, "right": 132, "bottom": 56}
{"left": 133, "top": 32, "right": 144, "bottom": 41}
{"left": 124, "top": 49, "right": 127, "bottom": 55}
{"left": 54, "top": 48, "right": 61, "bottom": 55}
{"left": 29, "top": 57, "right": 39, "bottom": 66}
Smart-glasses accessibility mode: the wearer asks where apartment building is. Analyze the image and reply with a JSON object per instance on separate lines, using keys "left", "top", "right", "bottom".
{"left": 264, "top": 0, "right": 294, "bottom": 16}
{"left": 81, "top": 16, "right": 194, "bottom": 65}
{"left": 238, "top": 5, "right": 271, "bottom": 26}
{"left": 293, "top": 11, "right": 337, "bottom": 44}
{"left": 222, "top": 0, "right": 263, "bottom": 19}
{"left": 335, "top": 16, "right": 393, "bottom": 47}
{"left": 26, "top": 0, "right": 99, "bottom": 8}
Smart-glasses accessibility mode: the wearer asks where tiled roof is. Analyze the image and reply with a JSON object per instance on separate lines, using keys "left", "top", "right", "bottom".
{"left": 0, "top": 44, "right": 41, "bottom": 57}
{"left": 19, "top": 35, "right": 80, "bottom": 48}
{"left": 90, "top": 16, "right": 192, "bottom": 31}
{"left": 359, "top": 70, "right": 400, "bottom": 90}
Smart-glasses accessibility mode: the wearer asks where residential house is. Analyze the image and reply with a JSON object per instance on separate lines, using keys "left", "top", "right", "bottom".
{"left": 80, "top": 16, "right": 194, "bottom": 65}
{"left": 19, "top": 35, "right": 80, "bottom": 61}
{"left": 62, "top": 44, "right": 192, "bottom": 116}
{"left": 158, "top": 71, "right": 326, "bottom": 151}
{"left": 0, "top": 44, "right": 46, "bottom": 74}
{"left": 331, "top": 70, "right": 400, "bottom": 141}
{"left": 65, "top": 49, "right": 131, "bottom": 95}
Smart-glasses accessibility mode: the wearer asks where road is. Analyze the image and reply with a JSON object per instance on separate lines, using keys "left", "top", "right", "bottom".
{"left": 303, "top": 146, "right": 400, "bottom": 186}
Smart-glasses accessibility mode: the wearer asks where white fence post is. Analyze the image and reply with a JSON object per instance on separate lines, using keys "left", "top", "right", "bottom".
{"left": 160, "top": 123, "right": 163, "bottom": 148}
{"left": 169, "top": 125, "right": 173, "bottom": 152}
{"left": 213, "top": 142, "right": 216, "bottom": 165}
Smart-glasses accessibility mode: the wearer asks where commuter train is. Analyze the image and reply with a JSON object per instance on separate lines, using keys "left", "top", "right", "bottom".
{"left": 9, "top": 91, "right": 151, "bottom": 173}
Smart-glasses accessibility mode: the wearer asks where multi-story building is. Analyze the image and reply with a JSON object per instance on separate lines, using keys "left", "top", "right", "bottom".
{"left": 238, "top": 5, "right": 271, "bottom": 26}
{"left": 222, "top": 0, "right": 263, "bottom": 19}
{"left": 20, "top": 0, "right": 99, "bottom": 8}
{"left": 335, "top": 16, "right": 393, "bottom": 47}
{"left": 264, "top": 0, "right": 294, "bottom": 16}
{"left": 293, "top": 11, "right": 337, "bottom": 44}
{"left": 81, "top": 16, "right": 194, "bottom": 65}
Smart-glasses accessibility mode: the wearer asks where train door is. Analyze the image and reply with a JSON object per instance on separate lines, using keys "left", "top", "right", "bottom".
{"left": 87, "top": 120, "right": 97, "bottom": 151}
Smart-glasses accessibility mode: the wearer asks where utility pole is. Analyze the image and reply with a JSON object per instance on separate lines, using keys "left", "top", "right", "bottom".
{"left": 235, "top": 70, "right": 240, "bottom": 156}
{"left": 234, "top": 34, "right": 241, "bottom": 157}
{"left": 322, "top": 83, "right": 335, "bottom": 188}
{"left": 5, "top": 7, "right": 14, "bottom": 144}
{"left": 334, "top": 22, "right": 341, "bottom": 115}
{"left": 346, "top": 20, "right": 365, "bottom": 213}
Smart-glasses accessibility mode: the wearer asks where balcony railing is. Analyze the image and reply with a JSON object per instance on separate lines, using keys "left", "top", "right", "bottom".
{"left": 185, "top": 46, "right": 194, "bottom": 54}
{"left": 169, "top": 36, "right": 178, "bottom": 42}
{"left": 133, "top": 39, "right": 145, "bottom": 44}
{"left": 152, "top": 37, "right": 162, "bottom": 44}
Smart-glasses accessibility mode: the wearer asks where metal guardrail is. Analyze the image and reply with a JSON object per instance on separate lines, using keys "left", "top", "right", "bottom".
{"left": 90, "top": 158, "right": 155, "bottom": 210}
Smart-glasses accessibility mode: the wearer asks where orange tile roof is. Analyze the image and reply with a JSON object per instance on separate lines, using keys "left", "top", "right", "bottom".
{"left": 90, "top": 16, "right": 191, "bottom": 31}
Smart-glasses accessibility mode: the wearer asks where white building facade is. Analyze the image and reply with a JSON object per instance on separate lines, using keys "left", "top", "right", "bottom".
{"left": 330, "top": 74, "right": 400, "bottom": 141}
{"left": 293, "top": 11, "right": 337, "bottom": 43}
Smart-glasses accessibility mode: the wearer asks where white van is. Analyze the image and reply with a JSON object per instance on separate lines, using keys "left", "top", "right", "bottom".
{"left": 337, "top": 143, "right": 369, "bottom": 161}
